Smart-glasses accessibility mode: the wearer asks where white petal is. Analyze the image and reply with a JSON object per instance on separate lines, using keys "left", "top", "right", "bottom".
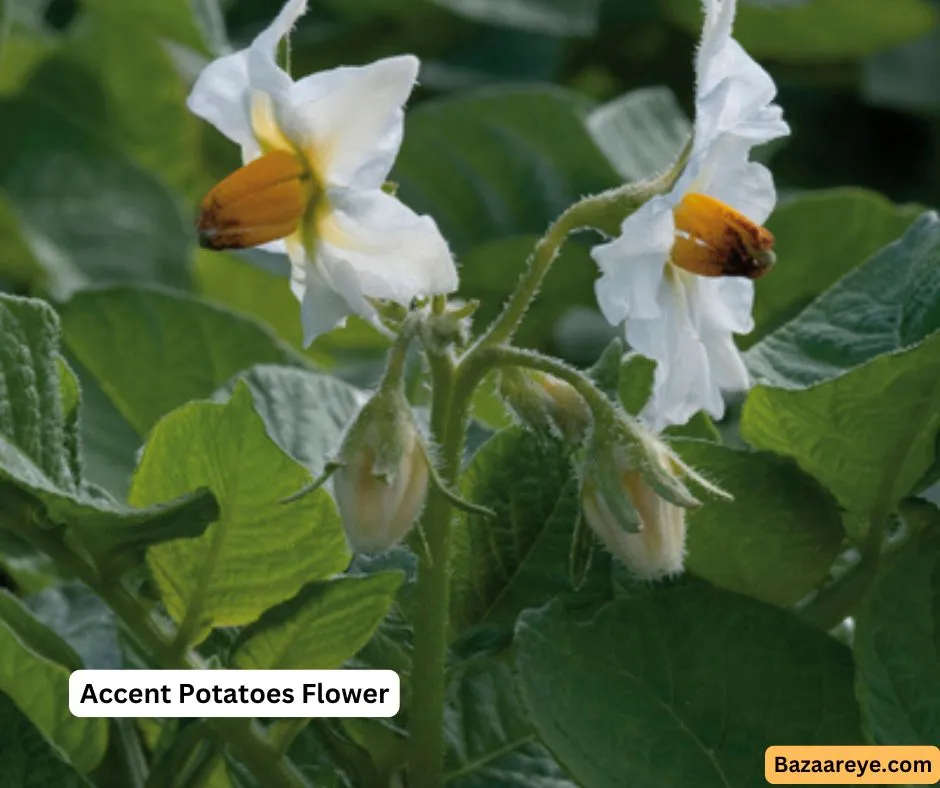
{"left": 694, "top": 0, "right": 788, "bottom": 154}
{"left": 681, "top": 134, "right": 778, "bottom": 224}
{"left": 253, "top": 0, "right": 308, "bottom": 54}
{"left": 187, "top": 50, "right": 255, "bottom": 151}
{"left": 699, "top": 277, "right": 754, "bottom": 335}
{"left": 591, "top": 196, "right": 675, "bottom": 326}
{"left": 316, "top": 188, "right": 457, "bottom": 305}
{"left": 284, "top": 239, "right": 373, "bottom": 346}
{"left": 188, "top": 0, "right": 307, "bottom": 156}
{"left": 701, "top": 327, "right": 750, "bottom": 391}
{"left": 629, "top": 271, "right": 727, "bottom": 429}
{"left": 285, "top": 56, "right": 419, "bottom": 191}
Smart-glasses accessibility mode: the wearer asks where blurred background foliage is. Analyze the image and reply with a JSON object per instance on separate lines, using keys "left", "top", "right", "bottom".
{"left": 0, "top": 0, "right": 938, "bottom": 407}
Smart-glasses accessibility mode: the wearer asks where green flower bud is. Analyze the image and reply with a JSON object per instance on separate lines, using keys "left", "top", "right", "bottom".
{"left": 333, "top": 387, "right": 429, "bottom": 554}
{"left": 499, "top": 368, "right": 591, "bottom": 444}
{"left": 579, "top": 414, "right": 725, "bottom": 580}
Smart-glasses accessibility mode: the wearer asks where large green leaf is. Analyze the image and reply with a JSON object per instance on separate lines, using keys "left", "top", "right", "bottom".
{"left": 664, "top": 0, "right": 938, "bottom": 62}
{"left": 428, "top": 0, "right": 602, "bottom": 36}
{"left": 674, "top": 439, "right": 845, "bottom": 607}
{"left": 133, "top": 383, "right": 349, "bottom": 645}
{"left": 233, "top": 573, "right": 403, "bottom": 670}
{"left": 444, "top": 658, "right": 576, "bottom": 787}
{"left": 60, "top": 286, "right": 302, "bottom": 436}
{"left": 0, "top": 692, "right": 91, "bottom": 788}
{"left": 748, "top": 189, "right": 920, "bottom": 347}
{"left": 517, "top": 588, "right": 863, "bottom": 788}
{"left": 585, "top": 86, "right": 690, "bottom": 183}
{"left": 0, "top": 92, "right": 193, "bottom": 298}
{"left": 0, "top": 591, "right": 108, "bottom": 774}
{"left": 0, "top": 295, "right": 219, "bottom": 560}
{"left": 853, "top": 532, "right": 940, "bottom": 745}
{"left": 213, "top": 364, "right": 364, "bottom": 476}
{"left": 394, "top": 87, "right": 619, "bottom": 251}
{"left": 450, "top": 428, "right": 603, "bottom": 633}
{"left": 742, "top": 213, "right": 940, "bottom": 526}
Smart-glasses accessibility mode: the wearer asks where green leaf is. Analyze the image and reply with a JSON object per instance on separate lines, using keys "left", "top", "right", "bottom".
{"left": 133, "top": 383, "right": 349, "bottom": 645}
{"left": 863, "top": 28, "right": 940, "bottom": 115}
{"left": 213, "top": 364, "right": 364, "bottom": 476}
{"left": 0, "top": 93, "right": 193, "bottom": 298}
{"left": 664, "top": 0, "right": 939, "bottom": 62}
{"left": 194, "top": 249, "right": 391, "bottom": 369}
{"left": 450, "top": 428, "right": 604, "bottom": 632}
{"left": 68, "top": 357, "right": 140, "bottom": 501}
{"left": 61, "top": 7, "right": 207, "bottom": 199}
{"left": 395, "top": 87, "right": 618, "bottom": 251}
{"left": 0, "top": 591, "right": 108, "bottom": 774}
{"left": 444, "top": 658, "right": 576, "bottom": 787}
{"left": 0, "top": 193, "right": 42, "bottom": 286}
{"left": 1, "top": 294, "right": 78, "bottom": 491}
{"left": 617, "top": 352, "right": 656, "bottom": 415}
{"left": 60, "top": 286, "right": 303, "bottom": 436}
{"left": 853, "top": 532, "right": 940, "bottom": 744}
{"left": 673, "top": 439, "right": 844, "bottom": 606}
{"left": 233, "top": 573, "right": 403, "bottom": 670}
{"left": 0, "top": 295, "right": 219, "bottom": 560}
{"left": 743, "top": 213, "right": 940, "bottom": 525}
{"left": 0, "top": 692, "right": 91, "bottom": 788}
{"left": 460, "top": 236, "right": 598, "bottom": 352}
{"left": 748, "top": 188, "right": 920, "bottom": 347}
{"left": 83, "top": 0, "right": 217, "bottom": 54}
{"left": 24, "top": 581, "right": 120, "bottom": 670}
{"left": 428, "top": 0, "right": 602, "bottom": 37}
{"left": 468, "top": 371, "right": 514, "bottom": 431}
{"left": 517, "top": 588, "right": 863, "bottom": 788}
{"left": 585, "top": 87, "right": 690, "bottom": 182}
{"left": 0, "top": 531, "right": 61, "bottom": 596}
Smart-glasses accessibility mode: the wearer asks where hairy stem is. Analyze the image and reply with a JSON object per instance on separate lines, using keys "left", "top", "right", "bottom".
{"left": 473, "top": 196, "right": 608, "bottom": 350}
{"left": 473, "top": 154, "right": 686, "bottom": 352}
{"left": 465, "top": 346, "right": 611, "bottom": 416}
{"left": 407, "top": 347, "right": 466, "bottom": 788}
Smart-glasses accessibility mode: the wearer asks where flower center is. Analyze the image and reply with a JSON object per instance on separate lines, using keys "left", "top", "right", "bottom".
{"left": 671, "top": 192, "right": 776, "bottom": 279}
{"left": 197, "top": 150, "right": 316, "bottom": 250}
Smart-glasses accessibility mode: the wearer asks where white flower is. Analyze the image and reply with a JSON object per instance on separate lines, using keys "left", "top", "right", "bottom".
{"left": 188, "top": 0, "right": 457, "bottom": 344}
{"left": 591, "top": 0, "right": 789, "bottom": 430}
{"left": 332, "top": 386, "right": 429, "bottom": 554}
{"left": 578, "top": 414, "right": 727, "bottom": 580}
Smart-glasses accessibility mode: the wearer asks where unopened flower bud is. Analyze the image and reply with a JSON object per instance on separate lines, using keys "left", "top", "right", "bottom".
{"left": 579, "top": 415, "right": 724, "bottom": 580}
{"left": 500, "top": 368, "right": 591, "bottom": 444}
{"left": 333, "top": 387, "right": 429, "bottom": 554}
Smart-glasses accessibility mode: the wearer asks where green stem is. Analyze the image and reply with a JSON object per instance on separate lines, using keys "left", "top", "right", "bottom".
{"left": 383, "top": 313, "right": 420, "bottom": 389}
{"left": 407, "top": 347, "right": 467, "bottom": 788}
{"left": 472, "top": 152, "right": 687, "bottom": 353}
{"left": 466, "top": 346, "right": 611, "bottom": 416}
{"left": 473, "top": 196, "right": 607, "bottom": 350}
{"left": 799, "top": 512, "right": 894, "bottom": 631}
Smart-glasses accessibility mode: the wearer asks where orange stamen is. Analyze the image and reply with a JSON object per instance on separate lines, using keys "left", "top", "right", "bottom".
{"left": 197, "top": 150, "right": 308, "bottom": 250}
{"left": 672, "top": 192, "right": 776, "bottom": 279}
